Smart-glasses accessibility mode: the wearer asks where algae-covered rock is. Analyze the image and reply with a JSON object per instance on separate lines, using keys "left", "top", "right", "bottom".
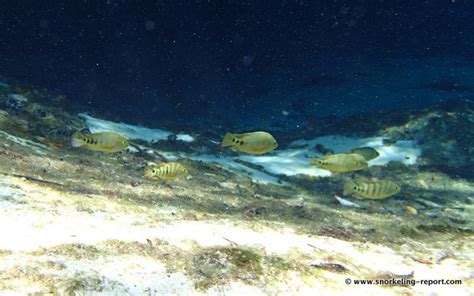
{"left": 188, "top": 247, "right": 263, "bottom": 290}
{"left": 381, "top": 103, "right": 474, "bottom": 179}
{"left": 0, "top": 110, "right": 10, "bottom": 128}
{"left": 3, "top": 93, "right": 28, "bottom": 111}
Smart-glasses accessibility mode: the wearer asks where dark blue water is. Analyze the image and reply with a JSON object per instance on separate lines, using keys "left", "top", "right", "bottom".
{"left": 1, "top": 1, "right": 473, "bottom": 127}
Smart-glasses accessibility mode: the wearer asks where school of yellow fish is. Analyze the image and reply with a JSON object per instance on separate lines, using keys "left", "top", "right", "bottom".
{"left": 70, "top": 129, "right": 402, "bottom": 203}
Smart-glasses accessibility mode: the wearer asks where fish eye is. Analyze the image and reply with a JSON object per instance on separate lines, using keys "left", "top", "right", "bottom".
{"left": 353, "top": 186, "right": 357, "bottom": 190}
{"left": 152, "top": 169, "right": 156, "bottom": 174}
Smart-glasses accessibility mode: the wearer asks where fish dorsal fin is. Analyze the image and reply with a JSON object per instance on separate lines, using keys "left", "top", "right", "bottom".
{"left": 80, "top": 128, "right": 91, "bottom": 134}
{"left": 319, "top": 154, "right": 334, "bottom": 160}
{"left": 354, "top": 176, "right": 370, "bottom": 184}
{"left": 232, "top": 133, "right": 246, "bottom": 139}
{"left": 241, "top": 131, "right": 265, "bottom": 135}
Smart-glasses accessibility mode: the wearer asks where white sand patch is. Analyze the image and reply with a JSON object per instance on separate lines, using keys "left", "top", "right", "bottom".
{"left": 291, "top": 135, "right": 420, "bottom": 165}
{"left": 0, "top": 254, "right": 197, "bottom": 295}
{"left": 238, "top": 149, "right": 331, "bottom": 177}
{"left": 190, "top": 154, "right": 285, "bottom": 185}
{"left": 78, "top": 113, "right": 193, "bottom": 143}
{"left": 193, "top": 135, "right": 420, "bottom": 184}
{"left": 176, "top": 134, "right": 194, "bottom": 142}
{"left": 68, "top": 256, "right": 195, "bottom": 295}
{"left": 0, "top": 131, "right": 50, "bottom": 154}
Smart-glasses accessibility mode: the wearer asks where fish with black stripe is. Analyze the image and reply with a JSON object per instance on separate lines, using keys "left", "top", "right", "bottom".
{"left": 144, "top": 162, "right": 188, "bottom": 180}
{"left": 309, "top": 153, "right": 368, "bottom": 173}
{"left": 343, "top": 178, "right": 400, "bottom": 199}
{"left": 221, "top": 131, "right": 278, "bottom": 154}
{"left": 71, "top": 131, "right": 128, "bottom": 153}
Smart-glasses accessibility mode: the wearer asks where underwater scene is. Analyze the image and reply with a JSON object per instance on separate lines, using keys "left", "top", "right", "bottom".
{"left": 0, "top": 1, "right": 473, "bottom": 295}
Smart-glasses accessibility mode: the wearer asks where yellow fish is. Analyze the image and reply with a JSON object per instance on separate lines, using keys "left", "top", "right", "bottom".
{"left": 221, "top": 131, "right": 278, "bottom": 154}
{"left": 405, "top": 206, "right": 417, "bottom": 215}
{"left": 144, "top": 162, "right": 188, "bottom": 180}
{"left": 350, "top": 147, "right": 380, "bottom": 161}
{"left": 309, "top": 153, "right": 368, "bottom": 173}
{"left": 343, "top": 179, "right": 400, "bottom": 199}
{"left": 71, "top": 131, "right": 128, "bottom": 153}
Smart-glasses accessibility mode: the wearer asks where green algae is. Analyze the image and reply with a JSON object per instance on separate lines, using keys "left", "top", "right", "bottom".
{"left": 416, "top": 224, "right": 474, "bottom": 235}
{"left": 31, "top": 243, "right": 103, "bottom": 260}
{"left": 188, "top": 247, "right": 263, "bottom": 290}
{"left": 59, "top": 275, "right": 105, "bottom": 296}
{"left": 0, "top": 258, "right": 105, "bottom": 295}
{"left": 184, "top": 246, "right": 318, "bottom": 291}
{"left": 23, "top": 241, "right": 318, "bottom": 292}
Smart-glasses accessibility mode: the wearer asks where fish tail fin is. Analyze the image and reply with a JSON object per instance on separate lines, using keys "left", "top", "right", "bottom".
{"left": 221, "top": 133, "right": 235, "bottom": 147}
{"left": 343, "top": 179, "right": 357, "bottom": 195}
{"left": 71, "top": 132, "right": 85, "bottom": 148}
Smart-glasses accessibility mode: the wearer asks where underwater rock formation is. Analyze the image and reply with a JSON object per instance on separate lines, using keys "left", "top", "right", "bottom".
{"left": 382, "top": 102, "right": 474, "bottom": 180}
{"left": 300, "top": 101, "right": 474, "bottom": 180}
{"left": 0, "top": 81, "right": 472, "bottom": 295}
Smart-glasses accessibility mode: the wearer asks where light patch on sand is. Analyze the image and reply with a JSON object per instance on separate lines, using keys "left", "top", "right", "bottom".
{"left": 68, "top": 256, "right": 195, "bottom": 295}
{"left": 291, "top": 135, "right": 420, "bottom": 165}
{"left": 193, "top": 135, "right": 420, "bottom": 184}
{"left": 176, "top": 134, "right": 194, "bottom": 142}
{"left": 0, "top": 177, "right": 471, "bottom": 295}
{"left": 238, "top": 149, "right": 331, "bottom": 177}
{"left": 78, "top": 113, "right": 193, "bottom": 143}
{"left": 0, "top": 131, "right": 50, "bottom": 154}
{"left": 190, "top": 154, "right": 285, "bottom": 185}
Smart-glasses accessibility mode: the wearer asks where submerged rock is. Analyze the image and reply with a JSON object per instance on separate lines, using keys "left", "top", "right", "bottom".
{"left": 298, "top": 101, "right": 474, "bottom": 180}
{"left": 308, "top": 260, "right": 348, "bottom": 273}
{"left": 0, "top": 110, "right": 10, "bottom": 128}
{"left": 383, "top": 103, "right": 474, "bottom": 180}
{"left": 4, "top": 93, "right": 28, "bottom": 110}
